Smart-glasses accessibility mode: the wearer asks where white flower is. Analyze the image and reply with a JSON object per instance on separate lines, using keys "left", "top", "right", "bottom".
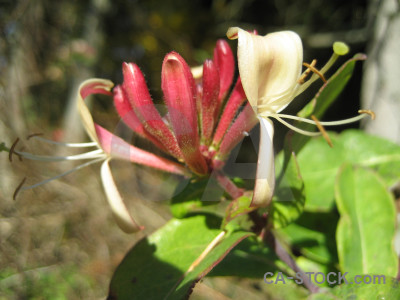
{"left": 227, "top": 27, "right": 374, "bottom": 207}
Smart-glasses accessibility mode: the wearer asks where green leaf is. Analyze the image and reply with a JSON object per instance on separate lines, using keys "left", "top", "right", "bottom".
{"left": 108, "top": 214, "right": 252, "bottom": 300}
{"left": 335, "top": 164, "right": 397, "bottom": 277}
{"left": 298, "top": 129, "right": 400, "bottom": 211}
{"left": 311, "top": 277, "right": 400, "bottom": 299}
{"left": 269, "top": 151, "right": 305, "bottom": 228}
{"left": 297, "top": 133, "right": 344, "bottom": 211}
{"left": 339, "top": 130, "right": 400, "bottom": 187}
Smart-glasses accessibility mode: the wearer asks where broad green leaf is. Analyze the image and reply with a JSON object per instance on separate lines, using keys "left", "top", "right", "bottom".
{"left": 335, "top": 164, "right": 397, "bottom": 277}
{"left": 311, "top": 277, "right": 400, "bottom": 299}
{"left": 293, "top": 54, "right": 366, "bottom": 152}
{"left": 297, "top": 133, "right": 344, "bottom": 211}
{"left": 269, "top": 150, "right": 305, "bottom": 228}
{"left": 108, "top": 214, "right": 252, "bottom": 299}
{"left": 298, "top": 129, "right": 400, "bottom": 211}
{"left": 340, "top": 130, "right": 400, "bottom": 187}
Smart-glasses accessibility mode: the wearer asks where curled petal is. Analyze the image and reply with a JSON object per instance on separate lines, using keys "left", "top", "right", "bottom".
{"left": 77, "top": 78, "right": 114, "bottom": 143}
{"left": 227, "top": 27, "right": 303, "bottom": 114}
{"left": 100, "top": 159, "right": 143, "bottom": 233}
{"left": 252, "top": 117, "right": 275, "bottom": 207}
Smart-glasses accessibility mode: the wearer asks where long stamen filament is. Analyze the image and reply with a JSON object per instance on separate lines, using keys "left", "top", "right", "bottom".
{"left": 269, "top": 116, "right": 321, "bottom": 136}
{"left": 17, "top": 157, "right": 105, "bottom": 193}
{"left": 260, "top": 110, "right": 374, "bottom": 138}
{"left": 267, "top": 111, "right": 371, "bottom": 126}
{"left": 29, "top": 136, "right": 98, "bottom": 148}
{"left": 15, "top": 149, "right": 106, "bottom": 162}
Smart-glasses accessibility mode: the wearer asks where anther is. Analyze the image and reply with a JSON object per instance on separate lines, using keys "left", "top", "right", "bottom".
{"left": 9, "top": 138, "right": 20, "bottom": 162}
{"left": 303, "top": 62, "right": 327, "bottom": 83}
{"left": 298, "top": 59, "right": 317, "bottom": 84}
{"left": 13, "top": 177, "right": 26, "bottom": 200}
{"left": 358, "top": 109, "right": 375, "bottom": 120}
{"left": 311, "top": 115, "right": 333, "bottom": 147}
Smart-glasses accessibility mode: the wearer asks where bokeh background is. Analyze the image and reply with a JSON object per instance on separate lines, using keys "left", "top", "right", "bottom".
{"left": 1, "top": 0, "right": 393, "bottom": 298}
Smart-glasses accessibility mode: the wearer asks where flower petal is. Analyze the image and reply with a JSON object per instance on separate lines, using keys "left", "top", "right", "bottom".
{"left": 95, "top": 124, "right": 188, "bottom": 175}
{"left": 100, "top": 159, "right": 143, "bottom": 233}
{"left": 77, "top": 78, "right": 114, "bottom": 143}
{"left": 227, "top": 27, "right": 303, "bottom": 114}
{"left": 252, "top": 117, "right": 275, "bottom": 207}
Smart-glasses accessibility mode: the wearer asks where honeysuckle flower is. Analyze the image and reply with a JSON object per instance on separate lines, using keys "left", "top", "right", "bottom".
{"left": 227, "top": 27, "right": 374, "bottom": 207}
{"left": 12, "top": 79, "right": 187, "bottom": 233}
{"left": 12, "top": 39, "right": 260, "bottom": 232}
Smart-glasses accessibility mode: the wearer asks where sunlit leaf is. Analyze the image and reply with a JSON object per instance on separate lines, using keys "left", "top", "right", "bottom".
{"left": 108, "top": 214, "right": 252, "bottom": 299}
{"left": 335, "top": 164, "right": 397, "bottom": 277}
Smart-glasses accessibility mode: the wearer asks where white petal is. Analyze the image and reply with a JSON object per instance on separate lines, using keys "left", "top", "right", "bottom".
{"left": 228, "top": 27, "right": 303, "bottom": 114}
{"left": 252, "top": 117, "right": 275, "bottom": 207}
{"left": 77, "top": 78, "right": 114, "bottom": 143}
{"left": 100, "top": 159, "right": 143, "bottom": 233}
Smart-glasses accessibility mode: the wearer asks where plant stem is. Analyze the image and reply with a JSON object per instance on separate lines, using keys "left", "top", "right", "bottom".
{"left": 266, "top": 232, "right": 319, "bottom": 293}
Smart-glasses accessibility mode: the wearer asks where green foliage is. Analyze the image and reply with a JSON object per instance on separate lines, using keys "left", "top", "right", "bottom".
{"left": 335, "top": 164, "right": 397, "bottom": 277}
{"left": 108, "top": 49, "right": 400, "bottom": 297}
{"left": 108, "top": 214, "right": 252, "bottom": 299}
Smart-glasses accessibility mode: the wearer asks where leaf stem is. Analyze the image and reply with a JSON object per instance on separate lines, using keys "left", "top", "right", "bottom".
{"left": 266, "top": 232, "right": 319, "bottom": 293}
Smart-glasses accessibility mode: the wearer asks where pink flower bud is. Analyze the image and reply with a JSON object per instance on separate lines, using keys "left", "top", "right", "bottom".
{"left": 122, "top": 62, "right": 182, "bottom": 159}
{"left": 162, "top": 52, "right": 208, "bottom": 175}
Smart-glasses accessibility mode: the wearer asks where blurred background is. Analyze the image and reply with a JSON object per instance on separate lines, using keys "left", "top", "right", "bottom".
{"left": 1, "top": 0, "right": 395, "bottom": 298}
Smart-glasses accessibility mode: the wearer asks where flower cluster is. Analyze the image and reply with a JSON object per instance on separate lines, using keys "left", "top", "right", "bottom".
{"left": 11, "top": 39, "right": 258, "bottom": 232}
{"left": 10, "top": 26, "right": 374, "bottom": 233}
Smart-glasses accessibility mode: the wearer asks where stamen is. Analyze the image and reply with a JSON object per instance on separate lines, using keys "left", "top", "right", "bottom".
{"left": 271, "top": 116, "right": 321, "bottom": 136}
{"left": 359, "top": 109, "right": 375, "bottom": 120}
{"left": 18, "top": 157, "right": 105, "bottom": 192}
{"left": 13, "top": 177, "right": 26, "bottom": 200}
{"left": 298, "top": 59, "right": 317, "bottom": 84}
{"left": 311, "top": 115, "right": 333, "bottom": 147}
{"left": 295, "top": 52, "right": 340, "bottom": 97}
{"left": 268, "top": 112, "right": 373, "bottom": 126}
{"left": 15, "top": 149, "right": 106, "bottom": 162}
{"left": 303, "top": 62, "right": 327, "bottom": 83}
{"left": 9, "top": 138, "right": 20, "bottom": 162}
{"left": 27, "top": 133, "right": 44, "bottom": 140}
{"left": 29, "top": 135, "right": 98, "bottom": 148}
